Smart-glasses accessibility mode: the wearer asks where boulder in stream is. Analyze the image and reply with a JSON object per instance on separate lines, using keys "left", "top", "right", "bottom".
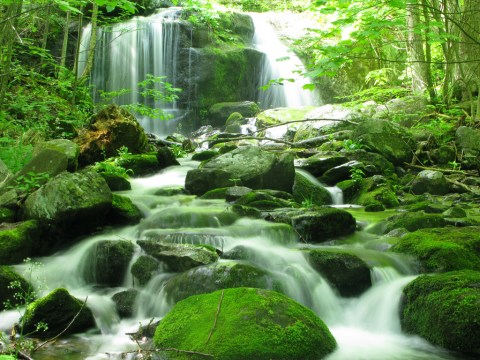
{"left": 401, "top": 270, "right": 480, "bottom": 355}
{"left": 305, "top": 250, "right": 371, "bottom": 297}
{"left": 131, "top": 255, "right": 161, "bottom": 286}
{"left": 0, "top": 265, "right": 31, "bottom": 310}
{"left": 163, "top": 261, "right": 272, "bottom": 302}
{"left": 154, "top": 287, "right": 337, "bottom": 360}
{"left": 292, "top": 171, "right": 332, "bottom": 206}
{"left": 0, "top": 220, "right": 43, "bottom": 265}
{"left": 137, "top": 241, "right": 219, "bottom": 272}
{"left": 185, "top": 146, "right": 295, "bottom": 196}
{"left": 20, "top": 288, "right": 95, "bottom": 339}
{"left": 107, "top": 193, "right": 143, "bottom": 225}
{"left": 389, "top": 226, "right": 480, "bottom": 272}
{"left": 33, "top": 139, "right": 80, "bottom": 172}
{"left": 208, "top": 101, "right": 260, "bottom": 127}
{"left": 23, "top": 170, "right": 112, "bottom": 239}
{"left": 112, "top": 289, "right": 138, "bottom": 318}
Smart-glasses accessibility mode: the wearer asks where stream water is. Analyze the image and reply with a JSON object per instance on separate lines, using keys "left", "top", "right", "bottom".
{"left": 0, "top": 160, "right": 468, "bottom": 360}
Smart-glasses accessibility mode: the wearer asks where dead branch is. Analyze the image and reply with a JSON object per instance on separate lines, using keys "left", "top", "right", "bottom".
{"left": 404, "top": 163, "right": 468, "bottom": 175}
{"left": 32, "top": 296, "right": 88, "bottom": 353}
{"left": 206, "top": 289, "right": 224, "bottom": 344}
{"left": 446, "top": 178, "right": 480, "bottom": 195}
{"left": 254, "top": 117, "right": 359, "bottom": 135}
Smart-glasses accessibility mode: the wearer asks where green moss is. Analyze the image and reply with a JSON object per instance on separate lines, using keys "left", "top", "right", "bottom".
{"left": 191, "top": 150, "right": 219, "bottom": 162}
{"left": 201, "top": 187, "right": 228, "bottom": 199}
{"left": 390, "top": 227, "right": 480, "bottom": 272}
{"left": 131, "top": 255, "right": 160, "bottom": 286}
{"left": 0, "top": 221, "right": 41, "bottom": 265}
{"left": 154, "top": 288, "right": 337, "bottom": 360}
{"left": 235, "top": 191, "right": 297, "bottom": 210}
{"left": 0, "top": 207, "right": 15, "bottom": 223}
{"left": 0, "top": 266, "right": 31, "bottom": 311}
{"left": 384, "top": 212, "right": 446, "bottom": 233}
{"left": 109, "top": 194, "right": 142, "bottom": 225}
{"left": 401, "top": 270, "right": 480, "bottom": 353}
{"left": 293, "top": 172, "right": 332, "bottom": 206}
{"left": 115, "top": 154, "right": 159, "bottom": 176}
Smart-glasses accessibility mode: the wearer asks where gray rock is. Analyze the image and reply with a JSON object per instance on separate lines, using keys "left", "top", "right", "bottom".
{"left": 33, "top": 139, "right": 80, "bottom": 172}
{"left": 112, "top": 289, "right": 138, "bottom": 318}
{"left": 455, "top": 126, "right": 480, "bottom": 156}
{"left": 0, "top": 221, "right": 43, "bottom": 265}
{"left": 411, "top": 170, "right": 450, "bottom": 195}
{"left": 225, "top": 186, "right": 252, "bottom": 202}
{"left": 137, "top": 241, "right": 218, "bottom": 272}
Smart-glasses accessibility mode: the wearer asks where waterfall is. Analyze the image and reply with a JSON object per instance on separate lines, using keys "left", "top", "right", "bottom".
{"left": 250, "top": 13, "right": 318, "bottom": 109}
{"left": 78, "top": 7, "right": 187, "bottom": 135}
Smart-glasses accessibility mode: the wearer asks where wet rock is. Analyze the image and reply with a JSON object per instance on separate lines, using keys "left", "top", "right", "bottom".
{"left": 83, "top": 240, "right": 135, "bottom": 286}
{"left": 20, "top": 288, "right": 95, "bottom": 339}
{"left": 352, "top": 119, "right": 412, "bottom": 165}
{"left": 265, "top": 207, "right": 356, "bottom": 243}
{"left": 455, "top": 126, "right": 480, "bottom": 156}
{"left": 320, "top": 160, "right": 364, "bottom": 185}
{"left": 137, "top": 241, "right": 218, "bottom": 272}
{"left": 222, "top": 245, "right": 257, "bottom": 261}
{"left": 257, "top": 107, "right": 315, "bottom": 129}
{"left": 112, "top": 289, "right": 138, "bottom": 318}
{"left": 294, "top": 154, "right": 348, "bottom": 177}
{"left": 107, "top": 194, "right": 142, "bottom": 225}
{"left": 191, "top": 149, "right": 219, "bottom": 162}
{"left": 225, "top": 186, "right": 253, "bottom": 202}
{"left": 235, "top": 190, "right": 297, "bottom": 210}
{"left": 208, "top": 101, "right": 260, "bottom": 127}
{"left": 305, "top": 250, "right": 371, "bottom": 297}
{"left": 339, "top": 178, "right": 399, "bottom": 209}
{"left": 23, "top": 170, "right": 112, "bottom": 238}
{"left": 154, "top": 288, "right": 337, "bottom": 360}
{"left": 442, "top": 206, "right": 467, "bottom": 218}
{"left": 401, "top": 270, "right": 480, "bottom": 354}
{"left": 224, "top": 112, "right": 246, "bottom": 133}
{"left": 100, "top": 172, "right": 131, "bottom": 191}
{"left": 186, "top": 146, "right": 295, "bottom": 196}
{"left": 156, "top": 146, "right": 180, "bottom": 168}
{"left": 405, "top": 201, "right": 448, "bottom": 213}
{"left": 75, "top": 104, "right": 148, "bottom": 165}
{"left": 163, "top": 261, "right": 272, "bottom": 302}
{"left": 115, "top": 154, "right": 160, "bottom": 177}
{"left": 390, "top": 227, "right": 480, "bottom": 272}
{"left": 384, "top": 212, "right": 446, "bottom": 233}
{"left": 0, "top": 266, "right": 31, "bottom": 310}
{"left": 411, "top": 170, "right": 450, "bottom": 195}
{"left": 131, "top": 255, "right": 161, "bottom": 286}
{"left": 0, "top": 221, "right": 43, "bottom": 265}
{"left": 33, "top": 139, "right": 80, "bottom": 172}
{"left": 293, "top": 171, "right": 332, "bottom": 206}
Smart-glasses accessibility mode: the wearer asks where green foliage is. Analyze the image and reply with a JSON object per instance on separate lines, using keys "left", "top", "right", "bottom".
{"left": 0, "top": 137, "right": 33, "bottom": 173}
{"left": 98, "top": 74, "right": 181, "bottom": 120}
{"left": 342, "top": 139, "right": 364, "bottom": 150}
{"left": 8, "top": 172, "right": 50, "bottom": 196}
{"left": 349, "top": 167, "right": 365, "bottom": 182}
{"left": 339, "top": 87, "right": 410, "bottom": 105}
{"left": 170, "top": 144, "right": 187, "bottom": 158}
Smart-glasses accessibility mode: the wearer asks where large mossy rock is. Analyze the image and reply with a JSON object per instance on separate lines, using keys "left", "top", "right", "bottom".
{"left": 0, "top": 221, "right": 43, "bottom": 265}
{"left": 154, "top": 287, "right": 337, "bottom": 360}
{"left": 234, "top": 190, "right": 297, "bottom": 211}
{"left": 23, "top": 170, "right": 112, "bottom": 238}
{"left": 131, "top": 255, "right": 161, "bottom": 286}
{"left": 137, "top": 240, "right": 218, "bottom": 272}
{"left": 305, "top": 250, "right": 371, "bottom": 297}
{"left": 163, "top": 261, "right": 272, "bottom": 302}
{"left": 112, "top": 289, "right": 138, "bottom": 318}
{"left": 33, "top": 139, "right": 80, "bottom": 172}
{"left": 339, "top": 178, "right": 399, "bottom": 209}
{"left": 390, "top": 227, "right": 480, "bottom": 272}
{"left": 83, "top": 240, "right": 135, "bottom": 286}
{"left": 410, "top": 170, "right": 450, "bottom": 195}
{"left": 383, "top": 212, "right": 447, "bottom": 233}
{"left": 75, "top": 104, "right": 148, "bottom": 165}
{"left": 294, "top": 154, "right": 348, "bottom": 178}
{"left": 208, "top": 101, "right": 260, "bottom": 127}
{"left": 265, "top": 208, "right": 356, "bottom": 243}
{"left": 352, "top": 119, "right": 412, "bottom": 165}
{"left": 21, "top": 288, "right": 95, "bottom": 339}
{"left": 256, "top": 107, "right": 315, "bottom": 128}
{"left": 185, "top": 146, "right": 295, "bottom": 196}
{"left": 0, "top": 266, "right": 31, "bottom": 310}
{"left": 401, "top": 270, "right": 480, "bottom": 354}
{"left": 455, "top": 126, "right": 480, "bottom": 156}
{"left": 115, "top": 153, "right": 160, "bottom": 177}
{"left": 107, "top": 194, "right": 142, "bottom": 225}
{"left": 293, "top": 171, "right": 332, "bottom": 206}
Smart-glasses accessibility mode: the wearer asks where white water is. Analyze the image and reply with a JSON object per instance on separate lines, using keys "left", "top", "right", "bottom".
{"left": 0, "top": 160, "right": 464, "bottom": 360}
{"left": 250, "top": 13, "right": 318, "bottom": 109}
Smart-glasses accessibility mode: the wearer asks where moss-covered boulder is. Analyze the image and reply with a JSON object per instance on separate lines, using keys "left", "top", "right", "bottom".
{"left": 107, "top": 194, "right": 142, "bottom": 225}
{"left": 0, "top": 266, "right": 31, "bottom": 310}
{"left": 208, "top": 101, "right": 259, "bottom": 128}
{"left": 191, "top": 149, "right": 219, "bottom": 162}
{"left": 186, "top": 146, "right": 295, "bottom": 196}
{"left": 265, "top": 208, "right": 356, "bottom": 243}
{"left": 293, "top": 171, "right": 332, "bottom": 206}
{"left": 384, "top": 212, "right": 446, "bottom": 233}
{"left": 305, "top": 250, "right": 371, "bottom": 297}
{"left": 75, "top": 104, "right": 148, "bottom": 166}
{"left": 20, "top": 288, "right": 95, "bottom": 339}
{"left": 401, "top": 270, "right": 480, "bottom": 354}
{"left": 256, "top": 107, "right": 315, "bottom": 128}
{"left": 0, "top": 207, "right": 15, "bottom": 223}
{"left": 137, "top": 241, "right": 218, "bottom": 272}
{"left": 154, "top": 287, "right": 337, "bottom": 360}
{"left": 157, "top": 146, "right": 180, "bottom": 168}
{"left": 390, "top": 227, "right": 480, "bottom": 272}
{"left": 131, "top": 255, "right": 161, "bottom": 286}
{"left": 410, "top": 170, "right": 450, "bottom": 195}
{"left": 352, "top": 119, "right": 412, "bottom": 165}
{"left": 342, "top": 178, "right": 399, "bottom": 209}
{"left": 100, "top": 172, "right": 131, "bottom": 191}
{"left": 455, "top": 126, "right": 480, "bottom": 156}
{"left": 163, "top": 261, "right": 272, "bottom": 302}
{"left": 0, "top": 221, "right": 43, "bottom": 265}
{"left": 83, "top": 240, "right": 135, "bottom": 286}
{"left": 33, "top": 139, "right": 80, "bottom": 172}
{"left": 320, "top": 160, "right": 364, "bottom": 185}
{"left": 115, "top": 154, "right": 159, "bottom": 177}
{"left": 235, "top": 190, "right": 297, "bottom": 210}
{"left": 112, "top": 289, "right": 138, "bottom": 318}
{"left": 294, "top": 154, "right": 348, "bottom": 178}
{"left": 23, "top": 170, "right": 112, "bottom": 237}
{"left": 224, "top": 112, "right": 246, "bottom": 133}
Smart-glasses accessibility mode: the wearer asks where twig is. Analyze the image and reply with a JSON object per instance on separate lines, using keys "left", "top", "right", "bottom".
{"left": 17, "top": 351, "right": 34, "bottom": 360}
{"left": 446, "top": 178, "right": 480, "bottom": 195}
{"left": 116, "top": 347, "right": 214, "bottom": 357}
{"left": 32, "top": 296, "right": 89, "bottom": 353}
{"left": 206, "top": 289, "right": 224, "bottom": 344}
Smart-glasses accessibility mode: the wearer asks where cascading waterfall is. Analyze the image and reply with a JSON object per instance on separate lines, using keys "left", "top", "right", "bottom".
{"left": 78, "top": 7, "right": 187, "bottom": 135}
{"left": 250, "top": 12, "right": 318, "bottom": 109}
{"left": 1, "top": 160, "right": 465, "bottom": 360}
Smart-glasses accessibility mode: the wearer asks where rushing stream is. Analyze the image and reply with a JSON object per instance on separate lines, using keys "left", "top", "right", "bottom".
{"left": 0, "top": 159, "right": 468, "bottom": 359}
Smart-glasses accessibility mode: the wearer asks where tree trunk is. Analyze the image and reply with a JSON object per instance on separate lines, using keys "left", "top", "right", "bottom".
{"left": 60, "top": 11, "right": 71, "bottom": 68}
{"left": 0, "top": 0, "right": 24, "bottom": 110}
{"left": 80, "top": 2, "right": 98, "bottom": 79}
{"left": 406, "top": 0, "right": 431, "bottom": 93}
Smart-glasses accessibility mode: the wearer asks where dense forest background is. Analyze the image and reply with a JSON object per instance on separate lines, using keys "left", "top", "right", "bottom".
{"left": 0, "top": 0, "right": 479, "bottom": 172}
